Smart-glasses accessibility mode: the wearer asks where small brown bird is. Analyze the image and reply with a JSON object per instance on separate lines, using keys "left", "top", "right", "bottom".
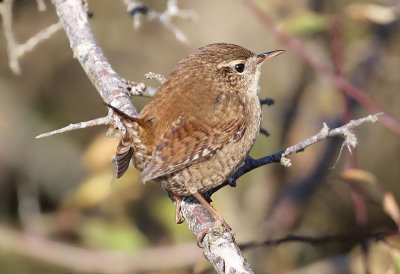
{"left": 109, "top": 43, "right": 283, "bottom": 239}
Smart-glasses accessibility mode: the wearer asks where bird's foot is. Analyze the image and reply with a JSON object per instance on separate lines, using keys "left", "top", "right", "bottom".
{"left": 170, "top": 192, "right": 184, "bottom": 224}
{"left": 196, "top": 220, "right": 233, "bottom": 248}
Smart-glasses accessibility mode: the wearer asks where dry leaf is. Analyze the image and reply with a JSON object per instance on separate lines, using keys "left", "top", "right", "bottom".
{"left": 384, "top": 193, "right": 400, "bottom": 230}
{"left": 340, "top": 168, "right": 383, "bottom": 203}
{"left": 83, "top": 133, "right": 119, "bottom": 173}
{"left": 350, "top": 236, "right": 400, "bottom": 273}
{"left": 66, "top": 169, "right": 141, "bottom": 209}
{"left": 346, "top": 4, "right": 397, "bottom": 24}
{"left": 339, "top": 168, "right": 400, "bottom": 230}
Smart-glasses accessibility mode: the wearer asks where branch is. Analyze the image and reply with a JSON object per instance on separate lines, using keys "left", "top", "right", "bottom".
{"left": 239, "top": 230, "right": 398, "bottom": 250}
{"left": 279, "top": 114, "right": 381, "bottom": 166}
{"left": 0, "top": 0, "right": 62, "bottom": 74}
{"left": 52, "top": 0, "right": 136, "bottom": 117}
{"left": 123, "top": 0, "right": 196, "bottom": 43}
{"left": 0, "top": 224, "right": 202, "bottom": 273}
{"left": 51, "top": 0, "right": 249, "bottom": 272}
{"left": 206, "top": 113, "right": 381, "bottom": 193}
{"left": 35, "top": 116, "right": 110, "bottom": 139}
{"left": 239, "top": 0, "right": 400, "bottom": 136}
{"left": 180, "top": 197, "right": 254, "bottom": 273}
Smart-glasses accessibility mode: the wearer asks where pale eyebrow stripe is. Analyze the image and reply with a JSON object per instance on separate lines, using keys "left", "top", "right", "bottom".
{"left": 217, "top": 59, "right": 246, "bottom": 69}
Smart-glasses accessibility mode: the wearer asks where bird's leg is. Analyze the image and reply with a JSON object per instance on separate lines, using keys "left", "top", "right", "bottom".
{"left": 169, "top": 192, "right": 184, "bottom": 224}
{"left": 193, "top": 192, "right": 232, "bottom": 247}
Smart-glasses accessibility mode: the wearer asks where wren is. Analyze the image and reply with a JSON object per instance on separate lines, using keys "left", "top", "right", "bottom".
{"left": 109, "top": 43, "right": 283, "bottom": 241}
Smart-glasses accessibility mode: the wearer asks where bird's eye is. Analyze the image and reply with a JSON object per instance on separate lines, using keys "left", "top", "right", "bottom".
{"left": 234, "top": 63, "right": 245, "bottom": 73}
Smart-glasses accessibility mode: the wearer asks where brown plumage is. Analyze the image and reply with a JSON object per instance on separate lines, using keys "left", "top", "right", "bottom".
{"left": 109, "top": 43, "right": 284, "bottom": 239}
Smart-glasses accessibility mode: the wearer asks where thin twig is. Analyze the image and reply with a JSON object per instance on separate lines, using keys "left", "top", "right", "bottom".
{"left": 239, "top": 0, "right": 400, "bottom": 136}
{"left": 15, "top": 22, "right": 62, "bottom": 58}
{"left": 145, "top": 71, "right": 166, "bottom": 85}
{"left": 280, "top": 113, "right": 382, "bottom": 166}
{"left": 123, "top": 0, "right": 196, "bottom": 43}
{"left": 0, "top": 0, "right": 62, "bottom": 74}
{"left": 218, "top": 113, "right": 381, "bottom": 189}
{"left": 239, "top": 230, "right": 398, "bottom": 250}
{"left": 36, "top": 116, "right": 110, "bottom": 139}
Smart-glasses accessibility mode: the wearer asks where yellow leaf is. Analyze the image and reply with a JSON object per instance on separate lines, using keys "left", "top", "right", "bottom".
{"left": 79, "top": 218, "right": 148, "bottom": 251}
{"left": 83, "top": 134, "right": 119, "bottom": 173}
{"left": 67, "top": 168, "right": 141, "bottom": 209}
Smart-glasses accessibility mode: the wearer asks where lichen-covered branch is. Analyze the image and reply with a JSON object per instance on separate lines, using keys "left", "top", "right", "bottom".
{"left": 52, "top": 0, "right": 137, "bottom": 117}
{"left": 279, "top": 113, "right": 381, "bottom": 166}
{"left": 180, "top": 197, "right": 254, "bottom": 274}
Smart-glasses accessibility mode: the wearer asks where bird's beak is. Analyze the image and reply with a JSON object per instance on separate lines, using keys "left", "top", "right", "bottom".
{"left": 257, "top": 50, "right": 285, "bottom": 64}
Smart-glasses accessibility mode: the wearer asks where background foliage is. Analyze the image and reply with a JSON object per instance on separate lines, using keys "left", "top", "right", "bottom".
{"left": 0, "top": 0, "right": 400, "bottom": 273}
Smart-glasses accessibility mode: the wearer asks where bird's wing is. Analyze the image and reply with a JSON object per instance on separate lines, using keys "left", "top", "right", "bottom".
{"left": 140, "top": 118, "right": 246, "bottom": 182}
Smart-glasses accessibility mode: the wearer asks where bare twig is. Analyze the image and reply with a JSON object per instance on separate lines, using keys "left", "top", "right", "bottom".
{"left": 53, "top": 0, "right": 137, "bottom": 117}
{"left": 239, "top": 0, "right": 400, "bottom": 136}
{"left": 279, "top": 113, "right": 381, "bottom": 166}
{"left": 219, "top": 113, "right": 381, "bottom": 189}
{"left": 123, "top": 0, "right": 196, "bottom": 43}
{"left": 0, "top": 0, "right": 62, "bottom": 74}
{"left": 239, "top": 230, "right": 398, "bottom": 250}
{"left": 145, "top": 71, "right": 166, "bottom": 85}
{"left": 36, "top": 116, "right": 110, "bottom": 139}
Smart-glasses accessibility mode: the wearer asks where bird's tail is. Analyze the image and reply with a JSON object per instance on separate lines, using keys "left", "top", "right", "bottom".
{"left": 105, "top": 104, "right": 153, "bottom": 178}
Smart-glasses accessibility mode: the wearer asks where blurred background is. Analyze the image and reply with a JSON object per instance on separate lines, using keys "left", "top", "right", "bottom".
{"left": 0, "top": 0, "right": 400, "bottom": 273}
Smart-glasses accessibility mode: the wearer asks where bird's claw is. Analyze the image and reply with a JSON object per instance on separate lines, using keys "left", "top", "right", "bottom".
{"left": 196, "top": 220, "right": 233, "bottom": 248}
